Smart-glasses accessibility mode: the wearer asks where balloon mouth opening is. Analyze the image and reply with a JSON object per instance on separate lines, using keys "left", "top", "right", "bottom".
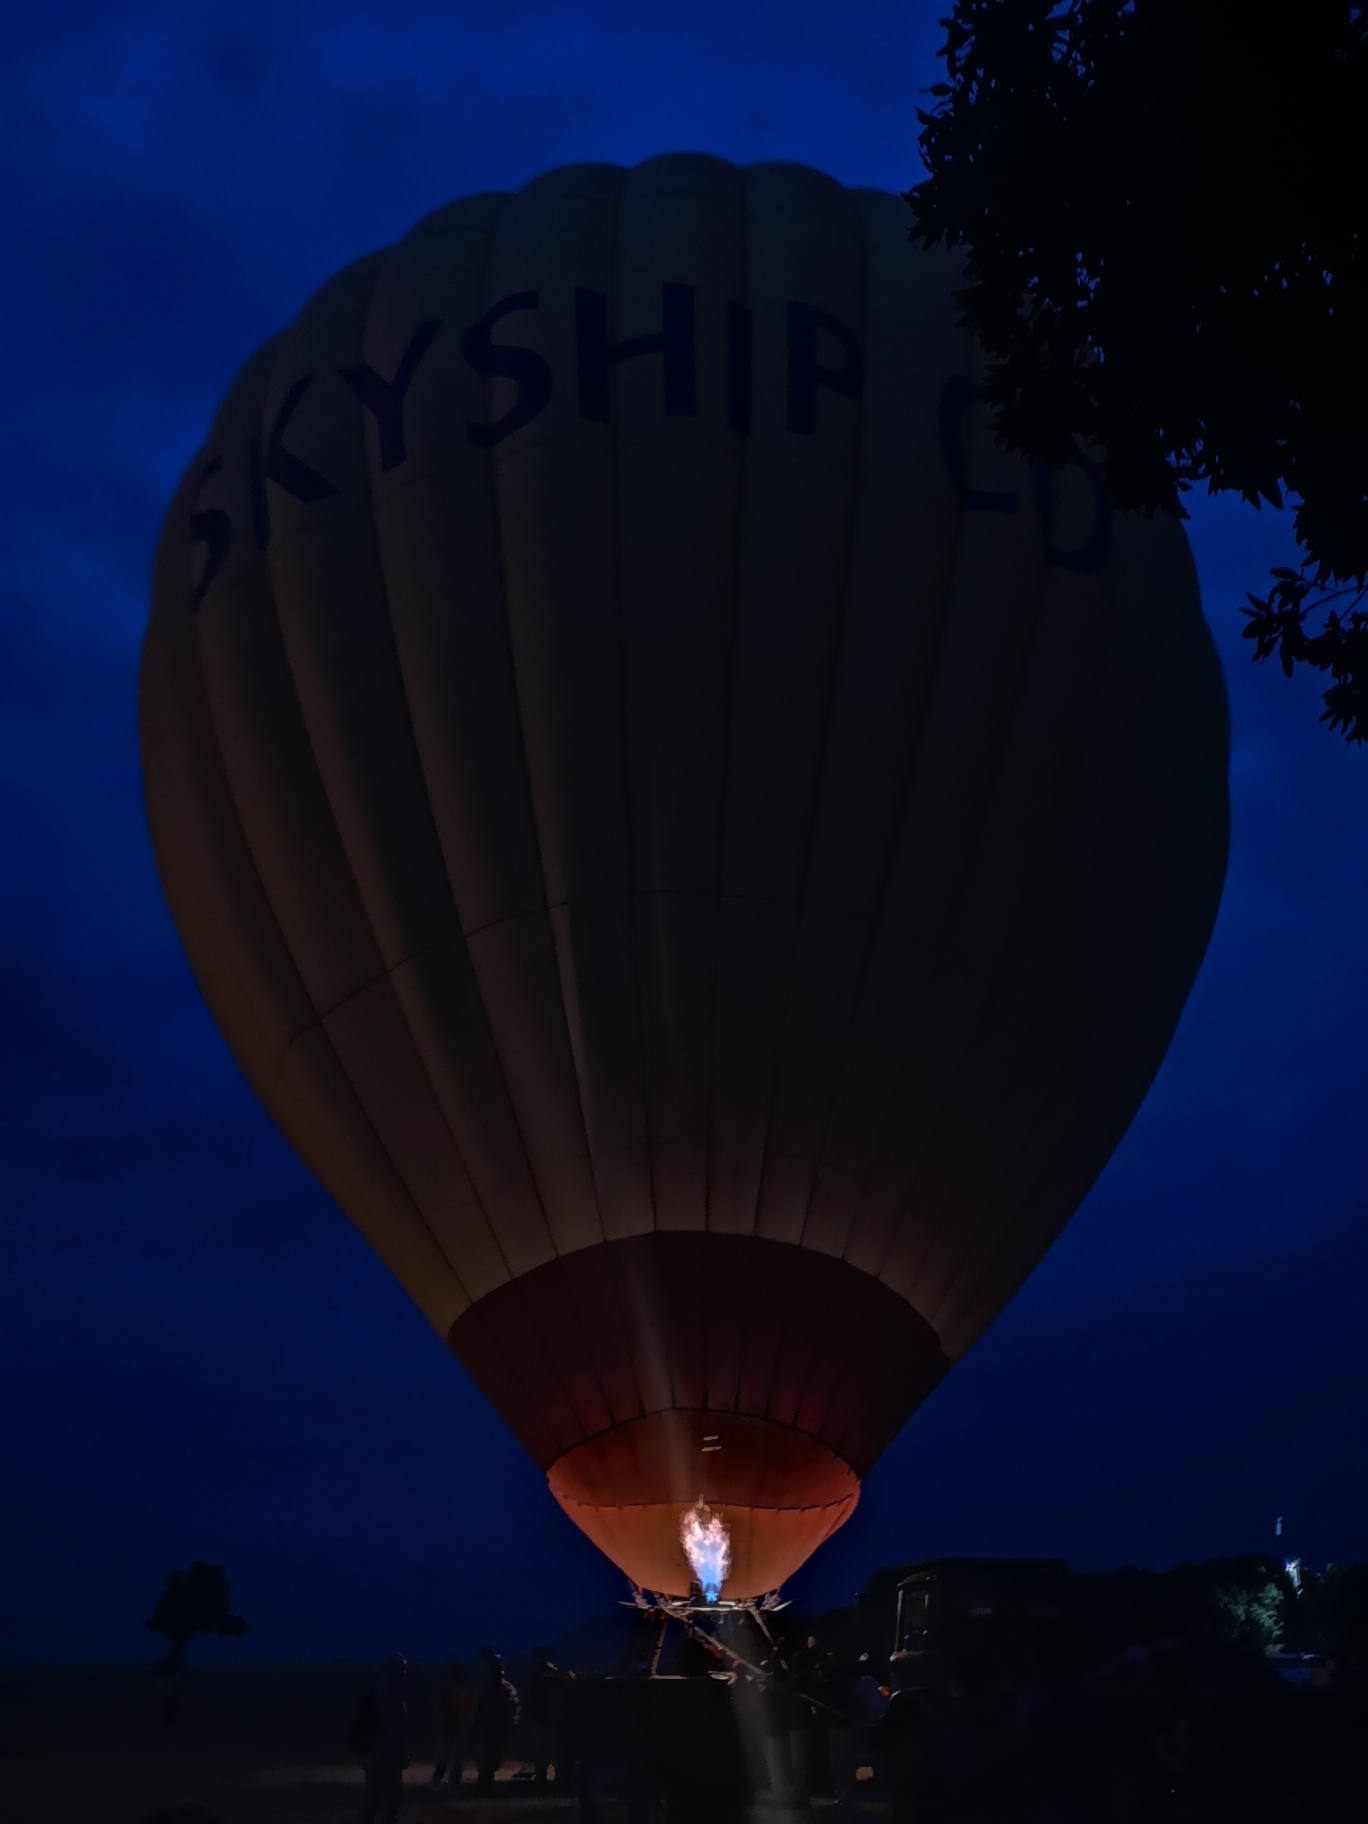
{"left": 680, "top": 1501, "right": 732, "bottom": 1602}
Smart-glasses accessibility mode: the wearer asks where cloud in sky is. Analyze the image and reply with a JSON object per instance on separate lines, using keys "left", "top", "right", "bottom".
{"left": 0, "top": 2, "right": 1364, "bottom": 1663}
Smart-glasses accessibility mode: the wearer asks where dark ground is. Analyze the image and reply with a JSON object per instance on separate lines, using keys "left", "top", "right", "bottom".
{"left": 0, "top": 1663, "right": 857, "bottom": 1824}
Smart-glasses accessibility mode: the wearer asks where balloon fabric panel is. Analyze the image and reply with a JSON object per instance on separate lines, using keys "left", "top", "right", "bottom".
{"left": 616, "top": 159, "right": 747, "bottom": 1239}
{"left": 141, "top": 387, "right": 475, "bottom": 1340}
{"left": 366, "top": 195, "right": 605, "bottom": 1267}
{"left": 485, "top": 164, "right": 653, "bottom": 1249}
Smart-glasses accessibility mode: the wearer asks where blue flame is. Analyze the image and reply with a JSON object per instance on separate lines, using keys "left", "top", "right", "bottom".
{"left": 681, "top": 1502, "right": 731, "bottom": 1602}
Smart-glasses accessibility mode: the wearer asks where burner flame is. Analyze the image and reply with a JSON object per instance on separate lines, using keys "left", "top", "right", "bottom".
{"left": 680, "top": 1501, "right": 731, "bottom": 1602}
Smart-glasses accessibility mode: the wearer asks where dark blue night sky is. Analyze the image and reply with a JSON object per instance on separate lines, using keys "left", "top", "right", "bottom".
{"left": 2, "top": 2, "right": 1365, "bottom": 1668}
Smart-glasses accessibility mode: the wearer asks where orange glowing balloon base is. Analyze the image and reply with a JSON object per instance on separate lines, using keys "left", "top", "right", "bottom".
{"left": 545, "top": 1411, "right": 859, "bottom": 1598}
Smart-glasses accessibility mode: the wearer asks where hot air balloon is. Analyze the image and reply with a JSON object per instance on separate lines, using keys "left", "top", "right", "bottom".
{"left": 140, "top": 155, "right": 1228, "bottom": 1600}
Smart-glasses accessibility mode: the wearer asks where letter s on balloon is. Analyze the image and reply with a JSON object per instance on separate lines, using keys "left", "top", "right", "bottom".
{"left": 462, "top": 292, "right": 554, "bottom": 447}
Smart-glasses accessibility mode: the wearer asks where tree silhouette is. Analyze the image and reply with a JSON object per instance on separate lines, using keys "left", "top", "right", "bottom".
{"left": 144, "top": 1562, "right": 246, "bottom": 1720}
{"left": 908, "top": 1, "right": 1368, "bottom": 739}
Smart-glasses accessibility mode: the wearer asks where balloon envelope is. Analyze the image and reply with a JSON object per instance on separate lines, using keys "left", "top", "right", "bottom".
{"left": 141, "top": 155, "right": 1228, "bottom": 1597}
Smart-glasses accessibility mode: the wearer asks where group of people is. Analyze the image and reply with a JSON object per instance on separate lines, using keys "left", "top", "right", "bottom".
{"left": 554, "top": 1622, "right": 891, "bottom": 1822}
{"left": 745, "top": 1632, "right": 898, "bottom": 1812}
{"left": 759, "top": 1632, "right": 1368, "bottom": 1823}
{"left": 349, "top": 1651, "right": 525, "bottom": 1823}
{"left": 346, "top": 1631, "right": 889, "bottom": 1823}
{"left": 344, "top": 1622, "right": 1365, "bottom": 1823}
{"left": 430, "top": 1655, "right": 531, "bottom": 1792}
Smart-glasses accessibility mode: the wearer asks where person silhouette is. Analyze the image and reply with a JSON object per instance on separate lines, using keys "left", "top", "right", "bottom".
{"left": 353, "top": 1653, "right": 409, "bottom": 1824}
{"left": 431, "top": 1661, "right": 472, "bottom": 1787}
{"left": 473, "top": 1654, "right": 521, "bottom": 1793}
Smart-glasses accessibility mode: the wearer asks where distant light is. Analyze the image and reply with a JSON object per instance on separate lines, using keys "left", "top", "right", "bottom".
{"left": 681, "top": 1502, "right": 731, "bottom": 1602}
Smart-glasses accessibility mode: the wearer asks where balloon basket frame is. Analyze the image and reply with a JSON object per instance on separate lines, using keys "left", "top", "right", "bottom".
{"left": 626, "top": 1586, "right": 789, "bottom": 1622}
{"left": 616, "top": 1586, "right": 790, "bottom": 1683}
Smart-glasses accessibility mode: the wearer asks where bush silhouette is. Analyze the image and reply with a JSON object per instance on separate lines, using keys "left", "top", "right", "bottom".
{"left": 145, "top": 1561, "right": 247, "bottom": 1666}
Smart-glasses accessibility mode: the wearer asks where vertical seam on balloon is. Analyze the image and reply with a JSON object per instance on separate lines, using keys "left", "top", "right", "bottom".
{"left": 192, "top": 603, "right": 475, "bottom": 1314}
{"left": 924, "top": 557, "right": 1207, "bottom": 1345}
{"left": 731, "top": 169, "right": 824, "bottom": 1434}
{"left": 911, "top": 560, "right": 1129, "bottom": 1332}
{"left": 765, "top": 184, "right": 872, "bottom": 1259}
{"left": 882, "top": 520, "right": 1164, "bottom": 1329}
{"left": 158, "top": 458, "right": 321, "bottom": 1092}
{"left": 614, "top": 171, "right": 660, "bottom": 1249}
{"left": 335, "top": 243, "right": 522, "bottom": 1299}
{"left": 901, "top": 554, "right": 1131, "bottom": 1320}
{"left": 866, "top": 572, "right": 1063, "bottom": 1304}
{"left": 488, "top": 187, "right": 613, "bottom": 1270}
{"left": 744, "top": 174, "right": 871, "bottom": 1437}
{"left": 606, "top": 169, "right": 660, "bottom": 1440}
{"left": 256, "top": 256, "right": 514, "bottom": 1302}
{"left": 701, "top": 168, "right": 750, "bottom": 1265}
{"left": 831, "top": 323, "right": 1041, "bottom": 1311}
{"left": 796, "top": 241, "right": 967, "bottom": 1293}
{"left": 367, "top": 200, "right": 567, "bottom": 1291}
{"left": 183, "top": 356, "right": 474, "bottom": 1310}
{"left": 855, "top": 336, "right": 1028, "bottom": 1297}
{"left": 268, "top": 1021, "right": 476, "bottom": 1314}
{"left": 485, "top": 188, "right": 611, "bottom": 1268}
{"left": 760, "top": 181, "right": 880, "bottom": 1441}
{"left": 722, "top": 196, "right": 946, "bottom": 1438}
{"left": 197, "top": 439, "right": 479, "bottom": 1320}
{"left": 486, "top": 170, "right": 628, "bottom": 1444}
